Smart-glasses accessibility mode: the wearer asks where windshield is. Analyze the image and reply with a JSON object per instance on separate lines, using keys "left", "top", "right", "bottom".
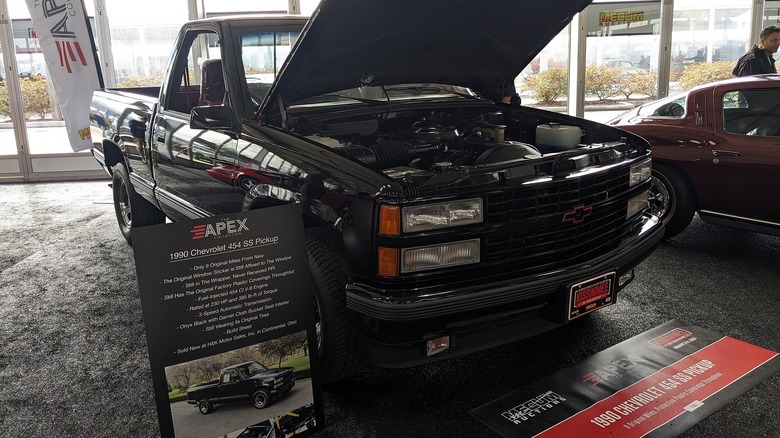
{"left": 238, "top": 29, "right": 301, "bottom": 115}
{"left": 290, "top": 83, "right": 481, "bottom": 107}
{"left": 237, "top": 362, "right": 268, "bottom": 378}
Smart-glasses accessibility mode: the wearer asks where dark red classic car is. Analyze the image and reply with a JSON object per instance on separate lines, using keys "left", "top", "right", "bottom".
{"left": 609, "top": 74, "right": 780, "bottom": 238}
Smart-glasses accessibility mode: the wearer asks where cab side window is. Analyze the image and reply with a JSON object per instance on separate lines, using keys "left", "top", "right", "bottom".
{"left": 165, "top": 30, "right": 223, "bottom": 114}
{"left": 723, "top": 88, "right": 780, "bottom": 136}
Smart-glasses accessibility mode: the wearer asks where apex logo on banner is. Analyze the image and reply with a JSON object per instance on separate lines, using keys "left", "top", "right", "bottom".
{"left": 24, "top": 0, "right": 102, "bottom": 151}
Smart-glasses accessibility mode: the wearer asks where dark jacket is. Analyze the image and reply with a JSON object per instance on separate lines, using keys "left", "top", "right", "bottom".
{"left": 732, "top": 45, "right": 777, "bottom": 77}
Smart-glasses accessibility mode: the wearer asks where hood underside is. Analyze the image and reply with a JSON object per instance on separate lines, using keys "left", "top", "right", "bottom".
{"left": 262, "top": 0, "right": 591, "bottom": 111}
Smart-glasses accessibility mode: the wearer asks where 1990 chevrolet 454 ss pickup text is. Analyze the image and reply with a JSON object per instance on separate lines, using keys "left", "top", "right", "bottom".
{"left": 90, "top": 0, "right": 664, "bottom": 383}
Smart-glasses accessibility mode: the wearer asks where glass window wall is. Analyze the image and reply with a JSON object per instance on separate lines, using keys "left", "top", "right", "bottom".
{"left": 582, "top": 1, "right": 662, "bottom": 122}
{"left": 0, "top": 35, "right": 19, "bottom": 162}
{"left": 106, "top": 1, "right": 188, "bottom": 87}
{"left": 763, "top": 1, "right": 780, "bottom": 47}
{"left": 515, "top": 27, "right": 571, "bottom": 112}
{"left": 669, "top": 0, "right": 752, "bottom": 94}
{"left": 0, "top": 0, "right": 775, "bottom": 181}
{"left": 203, "top": 0, "right": 289, "bottom": 15}
{"left": 301, "top": 0, "right": 320, "bottom": 15}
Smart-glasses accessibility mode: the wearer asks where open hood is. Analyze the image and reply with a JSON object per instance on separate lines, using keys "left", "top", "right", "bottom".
{"left": 261, "top": 0, "right": 591, "bottom": 116}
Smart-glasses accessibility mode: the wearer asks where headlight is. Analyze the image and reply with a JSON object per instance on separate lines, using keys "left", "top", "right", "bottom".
{"left": 627, "top": 190, "right": 650, "bottom": 219}
{"left": 401, "top": 239, "right": 481, "bottom": 273}
{"left": 402, "top": 198, "right": 483, "bottom": 233}
{"left": 629, "top": 159, "right": 652, "bottom": 187}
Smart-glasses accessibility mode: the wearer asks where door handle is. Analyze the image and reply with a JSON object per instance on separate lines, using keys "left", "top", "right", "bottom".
{"left": 712, "top": 150, "right": 740, "bottom": 157}
{"left": 156, "top": 136, "right": 165, "bottom": 143}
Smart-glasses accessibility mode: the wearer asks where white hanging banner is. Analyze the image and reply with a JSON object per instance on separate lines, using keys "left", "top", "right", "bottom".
{"left": 24, "top": 0, "right": 102, "bottom": 152}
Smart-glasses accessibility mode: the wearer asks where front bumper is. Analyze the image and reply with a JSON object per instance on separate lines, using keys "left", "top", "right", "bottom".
{"left": 271, "top": 375, "right": 296, "bottom": 398}
{"left": 346, "top": 214, "right": 664, "bottom": 367}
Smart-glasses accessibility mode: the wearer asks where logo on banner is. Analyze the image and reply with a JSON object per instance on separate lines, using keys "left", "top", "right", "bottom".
{"left": 41, "top": 0, "right": 90, "bottom": 73}
{"left": 500, "top": 391, "right": 567, "bottom": 424}
{"left": 55, "top": 40, "right": 88, "bottom": 73}
{"left": 582, "top": 355, "right": 639, "bottom": 386}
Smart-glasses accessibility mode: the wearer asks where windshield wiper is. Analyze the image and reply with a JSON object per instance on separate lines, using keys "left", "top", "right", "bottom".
{"left": 384, "top": 85, "right": 479, "bottom": 99}
{"left": 303, "top": 94, "right": 385, "bottom": 105}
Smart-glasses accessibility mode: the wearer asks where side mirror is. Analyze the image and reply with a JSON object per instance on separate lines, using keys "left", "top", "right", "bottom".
{"left": 190, "top": 105, "right": 234, "bottom": 131}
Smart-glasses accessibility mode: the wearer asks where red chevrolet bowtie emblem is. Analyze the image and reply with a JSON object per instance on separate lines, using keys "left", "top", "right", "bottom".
{"left": 562, "top": 205, "right": 593, "bottom": 224}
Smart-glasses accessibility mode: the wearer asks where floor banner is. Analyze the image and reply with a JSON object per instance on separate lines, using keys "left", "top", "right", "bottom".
{"left": 470, "top": 320, "right": 780, "bottom": 437}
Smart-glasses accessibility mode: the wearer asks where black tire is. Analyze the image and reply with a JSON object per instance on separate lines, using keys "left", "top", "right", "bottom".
{"left": 306, "top": 228, "right": 363, "bottom": 384}
{"left": 252, "top": 389, "right": 270, "bottom": 409}
{"left": 112, "top": 163, "right": 166, "bottom": 245}
{"left": 197, "top": 399, "right": 212, "bottom": 414}
{"left": 648, "top": 162, "right": 695, "bottom": 239}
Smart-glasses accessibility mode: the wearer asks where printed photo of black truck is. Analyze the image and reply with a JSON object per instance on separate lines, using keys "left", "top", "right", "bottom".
{"left": 165, "top": 334, "right": 314, "bottom": 438}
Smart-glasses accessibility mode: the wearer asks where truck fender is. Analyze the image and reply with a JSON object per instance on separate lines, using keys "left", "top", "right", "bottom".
{"left": 102, "top": 138, "right": 126, "bottom": 173}
{"left": 243, "top": 185, "right": 349, "bottom": 250}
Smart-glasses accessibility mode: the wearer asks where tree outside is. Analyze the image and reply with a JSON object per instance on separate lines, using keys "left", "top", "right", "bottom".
{"left": 584, "top": 65, "right": 623, "bottom": 101}
{"left": 164, "top": 331, "right": 311, "bottom": 397}
{"left": 522, "top": 60, "right": 734, "bottom": 107}
{"left": 678, "top": 61, "right": 734, "bottom": 90}
{"left": 521, "top": 68, "right": 568, "bottom": 104}
{"left": 0, "top": 76, "right": 55, "bottom": 121}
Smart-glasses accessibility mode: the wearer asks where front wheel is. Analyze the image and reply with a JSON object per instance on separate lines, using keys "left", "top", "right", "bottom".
{"left": 648, "top": 162, "right": 696, "bottom": 239}
{"left": 306, "top": 228, "right": 363, "bottom": 384}
{"left": 112, "top": 163, "right": 165, "bottom": 244}
{"left": 197, "top": 399, "right": 213, "bottom": 414}
{"left": 252, "top": 389, "right": 270, "bottom": 409}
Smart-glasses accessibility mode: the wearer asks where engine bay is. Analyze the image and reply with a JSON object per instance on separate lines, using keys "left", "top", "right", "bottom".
{"left": 291, "top": 103, "right": 638, "bottom": 185}
{"left": 300, "top": 108, "right": 541, "bottom": 172}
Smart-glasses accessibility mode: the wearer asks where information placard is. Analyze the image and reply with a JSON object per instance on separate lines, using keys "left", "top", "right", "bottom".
{"left": 132, "top": 205, "right": 322, "bottom": 438}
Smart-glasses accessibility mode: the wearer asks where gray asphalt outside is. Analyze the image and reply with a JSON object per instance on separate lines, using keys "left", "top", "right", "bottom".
{"left": 0, "top": 180, "right": 778, "bottom": 438}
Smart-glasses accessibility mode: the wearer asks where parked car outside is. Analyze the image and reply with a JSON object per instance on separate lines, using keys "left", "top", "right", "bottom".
{"left": 608, "top": 74, "right": 780, "bottom": 238}
{"left": 606, "top": 59, "right": 640, "bottom": 76}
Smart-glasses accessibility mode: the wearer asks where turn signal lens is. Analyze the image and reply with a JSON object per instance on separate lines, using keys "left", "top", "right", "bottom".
{"left": 401, "top": 239, "right": 480, "bottom": 273}
{"left": 379, "top": 205, "right": 401, "bottom": 236}
{"left": 378, "top": 247, "right": 399, "bottom": 277}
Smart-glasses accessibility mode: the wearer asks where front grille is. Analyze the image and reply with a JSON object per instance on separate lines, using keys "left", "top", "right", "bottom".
{"left": 484, "top": 166, "right": 633, "bottom": 269}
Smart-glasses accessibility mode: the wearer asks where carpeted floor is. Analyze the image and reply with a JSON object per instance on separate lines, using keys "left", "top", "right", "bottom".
{"left": 2, "top": 180, "right": 779, "bottom": 438}
{"left": 0, "top": 180, "right": 159, "bottom": 436}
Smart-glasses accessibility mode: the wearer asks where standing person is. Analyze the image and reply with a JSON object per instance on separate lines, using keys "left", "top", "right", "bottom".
{"left": 733, "top": 25, "right": 780, "bottom": 77}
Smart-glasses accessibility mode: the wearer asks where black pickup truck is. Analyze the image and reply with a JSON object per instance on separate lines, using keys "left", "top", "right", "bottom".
{"left": 186, "top": 361, "right": 295, "bottom": 414}
{"left": 90, "top": 0, "right": 664, "bottom": 383}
